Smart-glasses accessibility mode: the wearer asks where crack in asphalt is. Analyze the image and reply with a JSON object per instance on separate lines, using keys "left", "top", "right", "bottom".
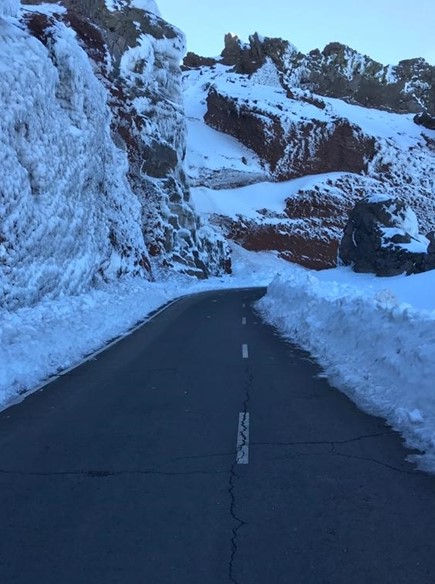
{"left": 331, "top": 450, "right": 418, "bottom": 475}
{"left": 0, "top": 468, "right": 229, "bottom": 478}
{"left": 228, "top": 464, "right": 246, "bottom": 584}
{"left": 228, "top": 368, "right": 253, "bottom": 584}
{"left": 250, "top": 432, "right": 388, "bottom": 448}
{"left": 0, "top": 432, "right": 419, "bottom": 479}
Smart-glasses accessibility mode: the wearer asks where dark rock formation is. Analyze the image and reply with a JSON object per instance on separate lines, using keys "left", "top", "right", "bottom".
{"left": 414, "top": 112, "right": 435, "bottom": 130}
{"left": 205, "top": 87, "right": 376, "bottom": 180}
{"left": 205, "top": 33, "right": 435, "bottom": 115}
{"left": 284, "top": 45, "right": 435, "bottom": 115}
{"left": 218, "top": 32, "right": 290, "bottom": 76}
{"left": 339, "top": 198, "right": 435, "bottom": 276}
{"left": 183, "top": 52, "right": 218, "bottom": 69}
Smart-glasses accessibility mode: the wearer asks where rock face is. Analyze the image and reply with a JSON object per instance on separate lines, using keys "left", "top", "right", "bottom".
{"left": 183, "top": 34, "right": 435, "bottom": 270}
{"left": 205, "top": 87, "right": 376, "bottom": 181}
{"left": 212, "top": 34, "right": 435, "bottom": 115}
{"left": 17, "top": 0, "right": 230, "bottom": 287}
{"left": 339, "top": 197, "right": 435, "bottom": 276}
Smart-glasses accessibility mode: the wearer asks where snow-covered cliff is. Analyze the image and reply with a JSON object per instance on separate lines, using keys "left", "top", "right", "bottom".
{"left": 0, "top": 0, "right": 229, "bottom": 310}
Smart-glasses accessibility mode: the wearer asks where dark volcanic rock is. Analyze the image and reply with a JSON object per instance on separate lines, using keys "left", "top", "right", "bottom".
{"left": 219, "top": 32, "right": 291, "bottom": 75}
{"left": 339, "top": 198, "right": 435, "bottom": 276}
{"left": 414, "top": 112, "right": 435, "bottom": 130}
{"left": 183, "top": 52, "right": 218, "bottom": 69}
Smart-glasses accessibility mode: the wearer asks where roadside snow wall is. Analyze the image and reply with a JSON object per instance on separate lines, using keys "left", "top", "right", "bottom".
{"left": 257, "top": 271, "right": 435, "bottom": 473}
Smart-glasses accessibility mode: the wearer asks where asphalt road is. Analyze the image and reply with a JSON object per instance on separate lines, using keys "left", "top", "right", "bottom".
{"left": 1, "top": 288, "right": 435, "bottom": 584}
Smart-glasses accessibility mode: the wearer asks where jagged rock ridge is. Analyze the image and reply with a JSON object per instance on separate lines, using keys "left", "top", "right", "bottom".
{"left": 187, "top": 32, "right": 435, "bottom": 115}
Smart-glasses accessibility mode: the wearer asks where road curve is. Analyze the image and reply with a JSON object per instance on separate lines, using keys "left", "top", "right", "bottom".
{"left": 0, "top": 288, "right": 435, "bottom": 584}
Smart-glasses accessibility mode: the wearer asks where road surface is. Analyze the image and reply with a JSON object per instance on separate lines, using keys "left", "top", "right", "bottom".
{"left": 1, "top": 288, "right": 435, "bottom": 583}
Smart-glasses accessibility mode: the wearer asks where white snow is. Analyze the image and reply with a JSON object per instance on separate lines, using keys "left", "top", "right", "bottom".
{"left": 0, "top": 0, "right": 19, "bottom": 17}
{"left": 191, "top": 172, "right": 347, "bottom": 221}
{"left": 104, "top": 0, "right": 161, "bottom": 16}
{"left": 183, "top": 65, "right": 266, "bottom": 187}
{"left": 0, "top": 8, "right": 149, "bottom": 310}
{"left": 257, "top": 262, "right": 435, "bottom": 473}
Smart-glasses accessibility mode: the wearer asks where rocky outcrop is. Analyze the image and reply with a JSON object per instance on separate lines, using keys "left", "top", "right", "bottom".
{"left": 286, "top": 47, "right": 435, "bottom": 115}
{"left": 205, "top": 87, "right": 376, "bottom": 180}
{"left": 183, "top": 52, "right": 218, "bottom": 69}
{"left": 20, "top": 0, "right": 230, "bottom": 278}
{"left": 182, "top": 33, "right": 435, "bottom": 272}
{"left": 414, "top": 112, "right": 435, "bottom": 130}
{"left": 200, "top": 33, "right": 435, "bottom": 115}
{"left": 219, "top": 32, "right": 292, "bottom": 76}
{"left": 339, "top": 197, "right": 435, "bottom": 276}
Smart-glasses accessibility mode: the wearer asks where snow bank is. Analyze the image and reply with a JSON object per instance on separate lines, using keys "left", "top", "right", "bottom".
{"left": 257, "top": 270, "right": 435, "bottom": 472}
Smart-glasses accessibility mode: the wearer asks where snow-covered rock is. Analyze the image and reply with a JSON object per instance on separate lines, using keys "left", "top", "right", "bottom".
{"left": 0, "top": 0, "right": 230, "bottom": 310}
{"left": 1, "top": 3, "right": 150, "bottom": 310}
{"left": 183, "top": 36, "right": 435, "bottom": 270}
{"left": 339, "top": 197, "right": 435, "bottom": 276}
{"left": 200, "top": 33, "right": 435, "bottom": 115}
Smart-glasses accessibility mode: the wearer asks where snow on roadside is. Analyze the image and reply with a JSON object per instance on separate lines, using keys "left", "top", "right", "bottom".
{"left": 4, "top": 239, "right": 435, "bottom": 477}
{"left": 257, "top": 267, "right": 435, "bottom": 473}
{"left": 0, "top": 244, "right": 275, "bottom": 410}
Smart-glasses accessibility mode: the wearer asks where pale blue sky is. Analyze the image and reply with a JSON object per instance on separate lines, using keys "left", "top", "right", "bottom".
{"left": 157, "top": 0, "right": 435, "bottom": 66}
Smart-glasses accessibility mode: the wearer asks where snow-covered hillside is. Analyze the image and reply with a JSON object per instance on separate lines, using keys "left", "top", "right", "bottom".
{"left": 183, "top": 46, "right": 435, "bottom": 269}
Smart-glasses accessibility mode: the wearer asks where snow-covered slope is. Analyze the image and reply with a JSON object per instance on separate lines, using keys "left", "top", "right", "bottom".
{"left": 183, "top": 40, "right": 435, "bottom": 269}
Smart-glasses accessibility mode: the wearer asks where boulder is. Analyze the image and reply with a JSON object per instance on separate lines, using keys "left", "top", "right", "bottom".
{"left": 414, "top": 112, "right": 435, "bottom": 130}
{"left": 339, "top": 197, "right": 435, "bottom": 276}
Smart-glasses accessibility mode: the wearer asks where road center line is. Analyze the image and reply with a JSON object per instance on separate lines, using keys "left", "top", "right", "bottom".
{"left": 242, "top": 303, "right": 246, "bottom": 308}
{"left": 242, "top": 317, "right": 247, "bottom": 325}
{"left": 242, "top": 344, "right": 249, "bottom": 359}
{"left": 236, "top": 412, "right": 250, "bottom": 464}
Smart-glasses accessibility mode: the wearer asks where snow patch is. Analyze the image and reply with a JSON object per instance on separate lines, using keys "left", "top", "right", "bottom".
{"left": 105, "top": 0, "right": 161, "bottom": 16}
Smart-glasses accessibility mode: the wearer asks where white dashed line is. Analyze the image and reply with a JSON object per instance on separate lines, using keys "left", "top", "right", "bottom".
{"left": 242, "top": 303, "right": 246, "bottom": 308}
{"left": 242, "top": 317, "right": 247, "bottom": 325}
{"left": 236, "top": 412, "right": 250, "bottom": 464}
{"left": 242, "top": 344, "right": 249, "bottom": 359}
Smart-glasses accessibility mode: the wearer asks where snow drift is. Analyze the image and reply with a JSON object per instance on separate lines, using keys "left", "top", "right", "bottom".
{"left": 257, "top": 270, "right": 435, "bottom": 472}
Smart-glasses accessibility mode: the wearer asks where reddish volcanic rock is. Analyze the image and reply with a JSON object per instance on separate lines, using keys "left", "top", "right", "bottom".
{"left": 205, "top": 88, "right": 376, "bottom": 180}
